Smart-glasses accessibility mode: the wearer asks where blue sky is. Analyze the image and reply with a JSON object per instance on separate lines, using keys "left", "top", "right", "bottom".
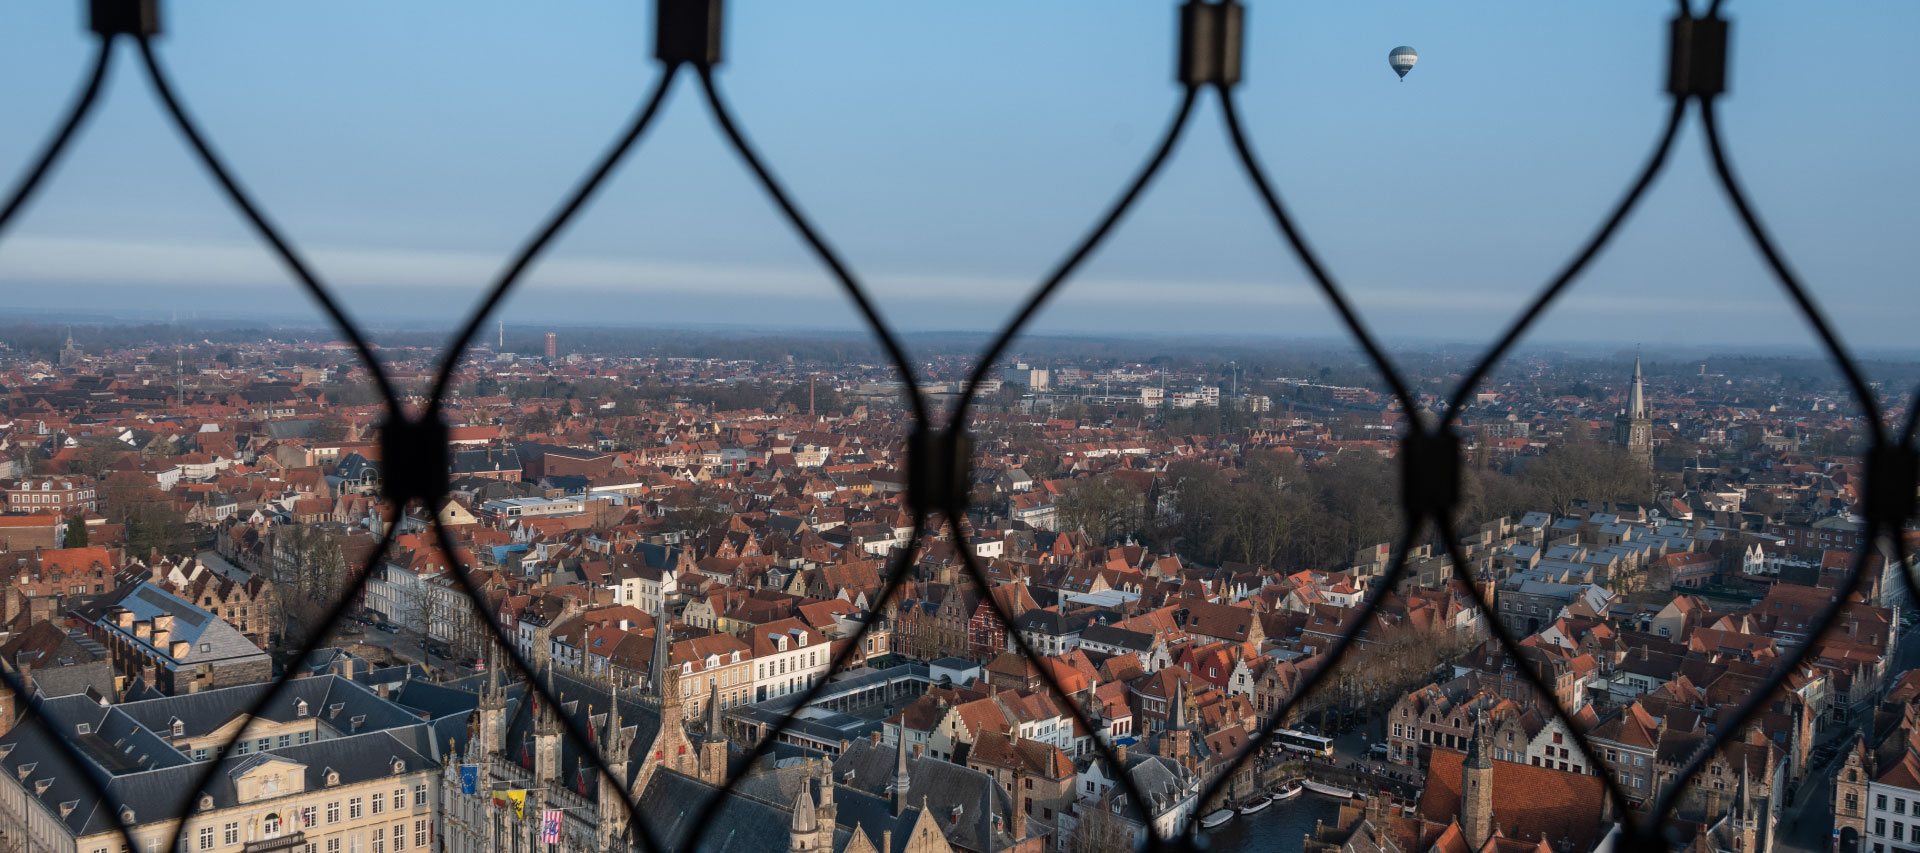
{"left": 1, "top": 1, "right": 1917, "bottom": 350}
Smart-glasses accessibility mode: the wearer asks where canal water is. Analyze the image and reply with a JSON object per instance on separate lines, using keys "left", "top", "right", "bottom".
{"left": 1192, "top": 791, "right": 1350, "bottom": 853}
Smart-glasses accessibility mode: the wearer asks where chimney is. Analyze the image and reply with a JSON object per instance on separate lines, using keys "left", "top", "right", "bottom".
{"left": 1116, "top": 742, "right": 1127, "bottom": 764}
{"left": 134, "top": 620, "right": 152, "bottom": 640}
{"left": 871, "top": 731, "right": 883, "bottom": 746}
{"left": 171, "top": 641, "right": 190, "bottom": 660}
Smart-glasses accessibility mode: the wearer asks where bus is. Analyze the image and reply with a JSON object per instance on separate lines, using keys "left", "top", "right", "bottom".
{"left": 1272, "top": 729, "right": 1334, "bottom": 757}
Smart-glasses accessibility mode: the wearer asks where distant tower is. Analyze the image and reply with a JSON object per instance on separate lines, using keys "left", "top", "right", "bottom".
{"left": 1462, "top": 716, "right": 1495, "bottom": 850}
{"left": 498, "top": 319, "right": 505, "bottom": 350}
{"left": 545, "top": 332, "right": 558, "bottom": 360}
{"left": 1614, "top": 356, "right": 1652, "bottom": 464}
{"left": 59, "top": 327, "right": 83, "bottom": 366}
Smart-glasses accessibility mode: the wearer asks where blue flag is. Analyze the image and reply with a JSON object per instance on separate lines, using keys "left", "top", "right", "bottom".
{"left": 459, "top": 764, "right": 478, "bottom": 796}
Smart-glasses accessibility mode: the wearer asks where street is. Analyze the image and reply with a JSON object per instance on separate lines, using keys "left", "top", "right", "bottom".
{"left": 332, "top": 622, "right": 466, "bottom": 679}
{"left": 1773, "top": 614, "right": 1920, "bottom": 853}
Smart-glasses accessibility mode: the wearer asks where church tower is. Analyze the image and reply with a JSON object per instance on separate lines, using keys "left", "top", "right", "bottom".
{"left": 699, "top": 677, "right": 728, "bottom": 782}
{"left": 477, "top": 651, "right": 508, "bottom": 758}
{"left": 1615, "top": 356, "right": 1652, "bottom": 464}
{"left": 1160, "top": 680, "right": 1196, "bottom": 774}
{"left": 1462, "top": 717, "right": 1495, "bottom": 850}
{"left": 598, "top": 675, "right": 635, "bottom": 851}
{"left": 532, "top": 666, "right": 565, "bottom": 787}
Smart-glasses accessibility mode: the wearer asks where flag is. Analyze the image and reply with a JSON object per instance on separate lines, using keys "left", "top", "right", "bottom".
{"left": 540, "top": 809, "right": 562, "bottom": 843}
{"left": 492, "top": 795, "right": 507, "bottom": 811}
{"left": 459, "top": 764, "right": 478, "bottom": 796}
{"left": 506, "top": 790, "right": 527, "bottom": 821}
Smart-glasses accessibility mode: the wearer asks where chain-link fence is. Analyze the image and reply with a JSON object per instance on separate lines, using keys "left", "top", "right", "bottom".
{"left": 2, "top": 2, "right": 1912, "bottom": 853}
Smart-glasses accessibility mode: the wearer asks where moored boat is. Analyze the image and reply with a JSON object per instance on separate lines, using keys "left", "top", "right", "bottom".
{"left": 1274, "top": 781, "right": 1303, "bottom": 800}
{"left": 1301, "top": 780, "right": 1354, "bottom": 799}
{"left": 1238, "top": 794, "right": 1273, "bottom": 815}
{"left": 1200, "top": 809, "right": 1235, "bottom": 830}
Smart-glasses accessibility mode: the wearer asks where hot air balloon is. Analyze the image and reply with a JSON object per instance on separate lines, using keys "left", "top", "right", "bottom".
{"left": 1388, "top": 46, "right": 1417, "bottom": 81}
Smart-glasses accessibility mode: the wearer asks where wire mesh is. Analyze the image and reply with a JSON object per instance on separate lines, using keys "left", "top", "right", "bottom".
{"left": 0, "top": 2, "right": 1912, "bottom": 853}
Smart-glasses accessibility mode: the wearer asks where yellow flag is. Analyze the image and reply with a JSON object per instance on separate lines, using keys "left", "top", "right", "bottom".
{"left": 507, "top": 790, "right": 526, "bottom": 821}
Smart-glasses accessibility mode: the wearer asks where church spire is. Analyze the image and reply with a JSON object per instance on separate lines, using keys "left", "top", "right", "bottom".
{"left": 1628, "top": 355, "right": 1646, "bottom": 420}
{"left": 705, "top": 676, "right": 724, "bottom": 740}
{"left": 892, "top": 728, "right": 912, "bottom": 816}
{"left": 651, "top": 593, "right": 673, "bottom": 699}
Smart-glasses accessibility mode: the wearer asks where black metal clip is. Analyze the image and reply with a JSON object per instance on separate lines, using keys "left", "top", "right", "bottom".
{"left": 90, "top": 0, "right": 160, "bottom": 37}
{"left": 1400, "top": 428, "right": 1461, "bottom": 522}
{"left": 908, "top": 428, "right": 973, "bottom": 513}
{"left": 1178, "top": 0, "right": 1243, "bottom": 87}
{"left": 1667, "top": 14, "right": 1728, "bottom": 98}
{"left": 380, "top": 415, "right": 451, "bottom": 509}
{"left": 657, "top": 0, "right": 724, "bottom": 67}
{"left": 1866, "top": 444, "right": 1919, "bottom": 535}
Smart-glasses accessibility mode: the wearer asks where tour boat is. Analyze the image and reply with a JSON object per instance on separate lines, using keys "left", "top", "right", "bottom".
{"left": 1301, "top": 780, "right": 1354, "bottom": 799}
{"left": 1274, "top": 782, "right": 1303, "bottom": 801}
{"left": 1200, "top": 809, "right": 1235, "bottom": 830}
{"left": 1238, "top": 794, "right": 1274, "bottom": 815}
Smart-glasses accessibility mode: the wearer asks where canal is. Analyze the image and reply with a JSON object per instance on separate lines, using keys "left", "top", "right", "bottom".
{"left": 1193, "top": 791, "right": 1350, "bottom": 853}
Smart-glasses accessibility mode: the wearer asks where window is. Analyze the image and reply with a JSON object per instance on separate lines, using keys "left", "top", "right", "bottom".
{"left": 349, "top": 797, "right": 363, "bottom": 819}
{"left": 264, "top": 814, "right": 282, "bottom": 838}
{"left": 372, "top": 828, "right": 385, "bottom": 853}
{"left": 327, "top": 840, "right": 340, "bottom": 853}
{"left": 277, "top": 735, "right": 291, "bottom": 748}
{"left": 1876, "top": 819, "right": 1887, "bottom": 836}
{"left": 297, "top": 731, "right": 313, "bottom": 745}
{"left": 1901, "top": 798, "right": 1910, "bottom": 815}
{"left": 199, "top": 827, "right": 214, "bottom": 850}
{"left": 223, "top": 822, "right": 239, "bottom": 845}
{"left": 1897, "top": 823, "right": 1906, "bottom": 842}
{"left": 394, "top": 788, "right": 406, "bottom": 809}
{"left": 328, "top": 801, "right": 341, "bottom": 824}
{"left": 302, "top": 807, "right": 317, "bottom": 828}
{"left": 414, "top": 784, "right": 428, "bottom": 806}
{"left": 372, "top": 793, "right": 384, "bottom": 815}
{"left": 414, "top": 820, "right": 428, "bottom": 848}
{"left": 1883, "top": 795, "right": 1892, "bottom": 810}
{"left": 392, "top": 824, "right": 406, "bottom": 851}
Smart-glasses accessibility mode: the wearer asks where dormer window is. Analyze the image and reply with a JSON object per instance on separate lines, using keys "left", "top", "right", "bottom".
{"left": 324, "top": 769, "right": 340, "bottom": 787}
{"left": 172, "top": 719, "right": 185, "bottom": 737}
{"left": 200, "top": 794, "right": 215, "bottom": 811}
{"left": 33, "top": 779, "right": 53, "bottom": 796}
{"left": 391, "top": 758, "right": 406, "bottom": 775}
{"left": 74, "top": 723, "right": 91, "bottom": 735}
{"left": 16, "top": 762, "right": 36, "bottom": 781}
{"left": 296, "top": 699, "right": 309, "bottom": 718}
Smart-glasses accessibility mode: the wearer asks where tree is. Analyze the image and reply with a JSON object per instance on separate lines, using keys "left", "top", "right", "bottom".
{"left": 62, "top": 515, "right": 89, "bottom": 548}
{"left": 1055, "top": 476, "right": 1147, "bottom": 545}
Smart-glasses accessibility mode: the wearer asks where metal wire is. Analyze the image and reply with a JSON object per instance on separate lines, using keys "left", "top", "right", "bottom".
{"left": 0, "top": 3, "right": 1910, "bottom": 853}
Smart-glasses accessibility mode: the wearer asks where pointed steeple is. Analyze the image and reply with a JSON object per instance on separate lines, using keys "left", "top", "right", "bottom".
{"left": 705, "top": 676, "right": 725, "bottom": 740}
{"left": 1170, "top": 679, "right": 1189, "bottom": 731}
{"left": 892, "top": 730, "right": 912, "bottom": 815}
{"left": 1466, "top": 715, "right": 1492, "bottom": 770}
{"left": 604, "top": 671, "right": 627, "bottom": 753}
{"left": 1628, "top": 355, "right": 1646, "bottom": 419}
{"left": 651, "top": 594, "right": 673, "bottom": 699}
